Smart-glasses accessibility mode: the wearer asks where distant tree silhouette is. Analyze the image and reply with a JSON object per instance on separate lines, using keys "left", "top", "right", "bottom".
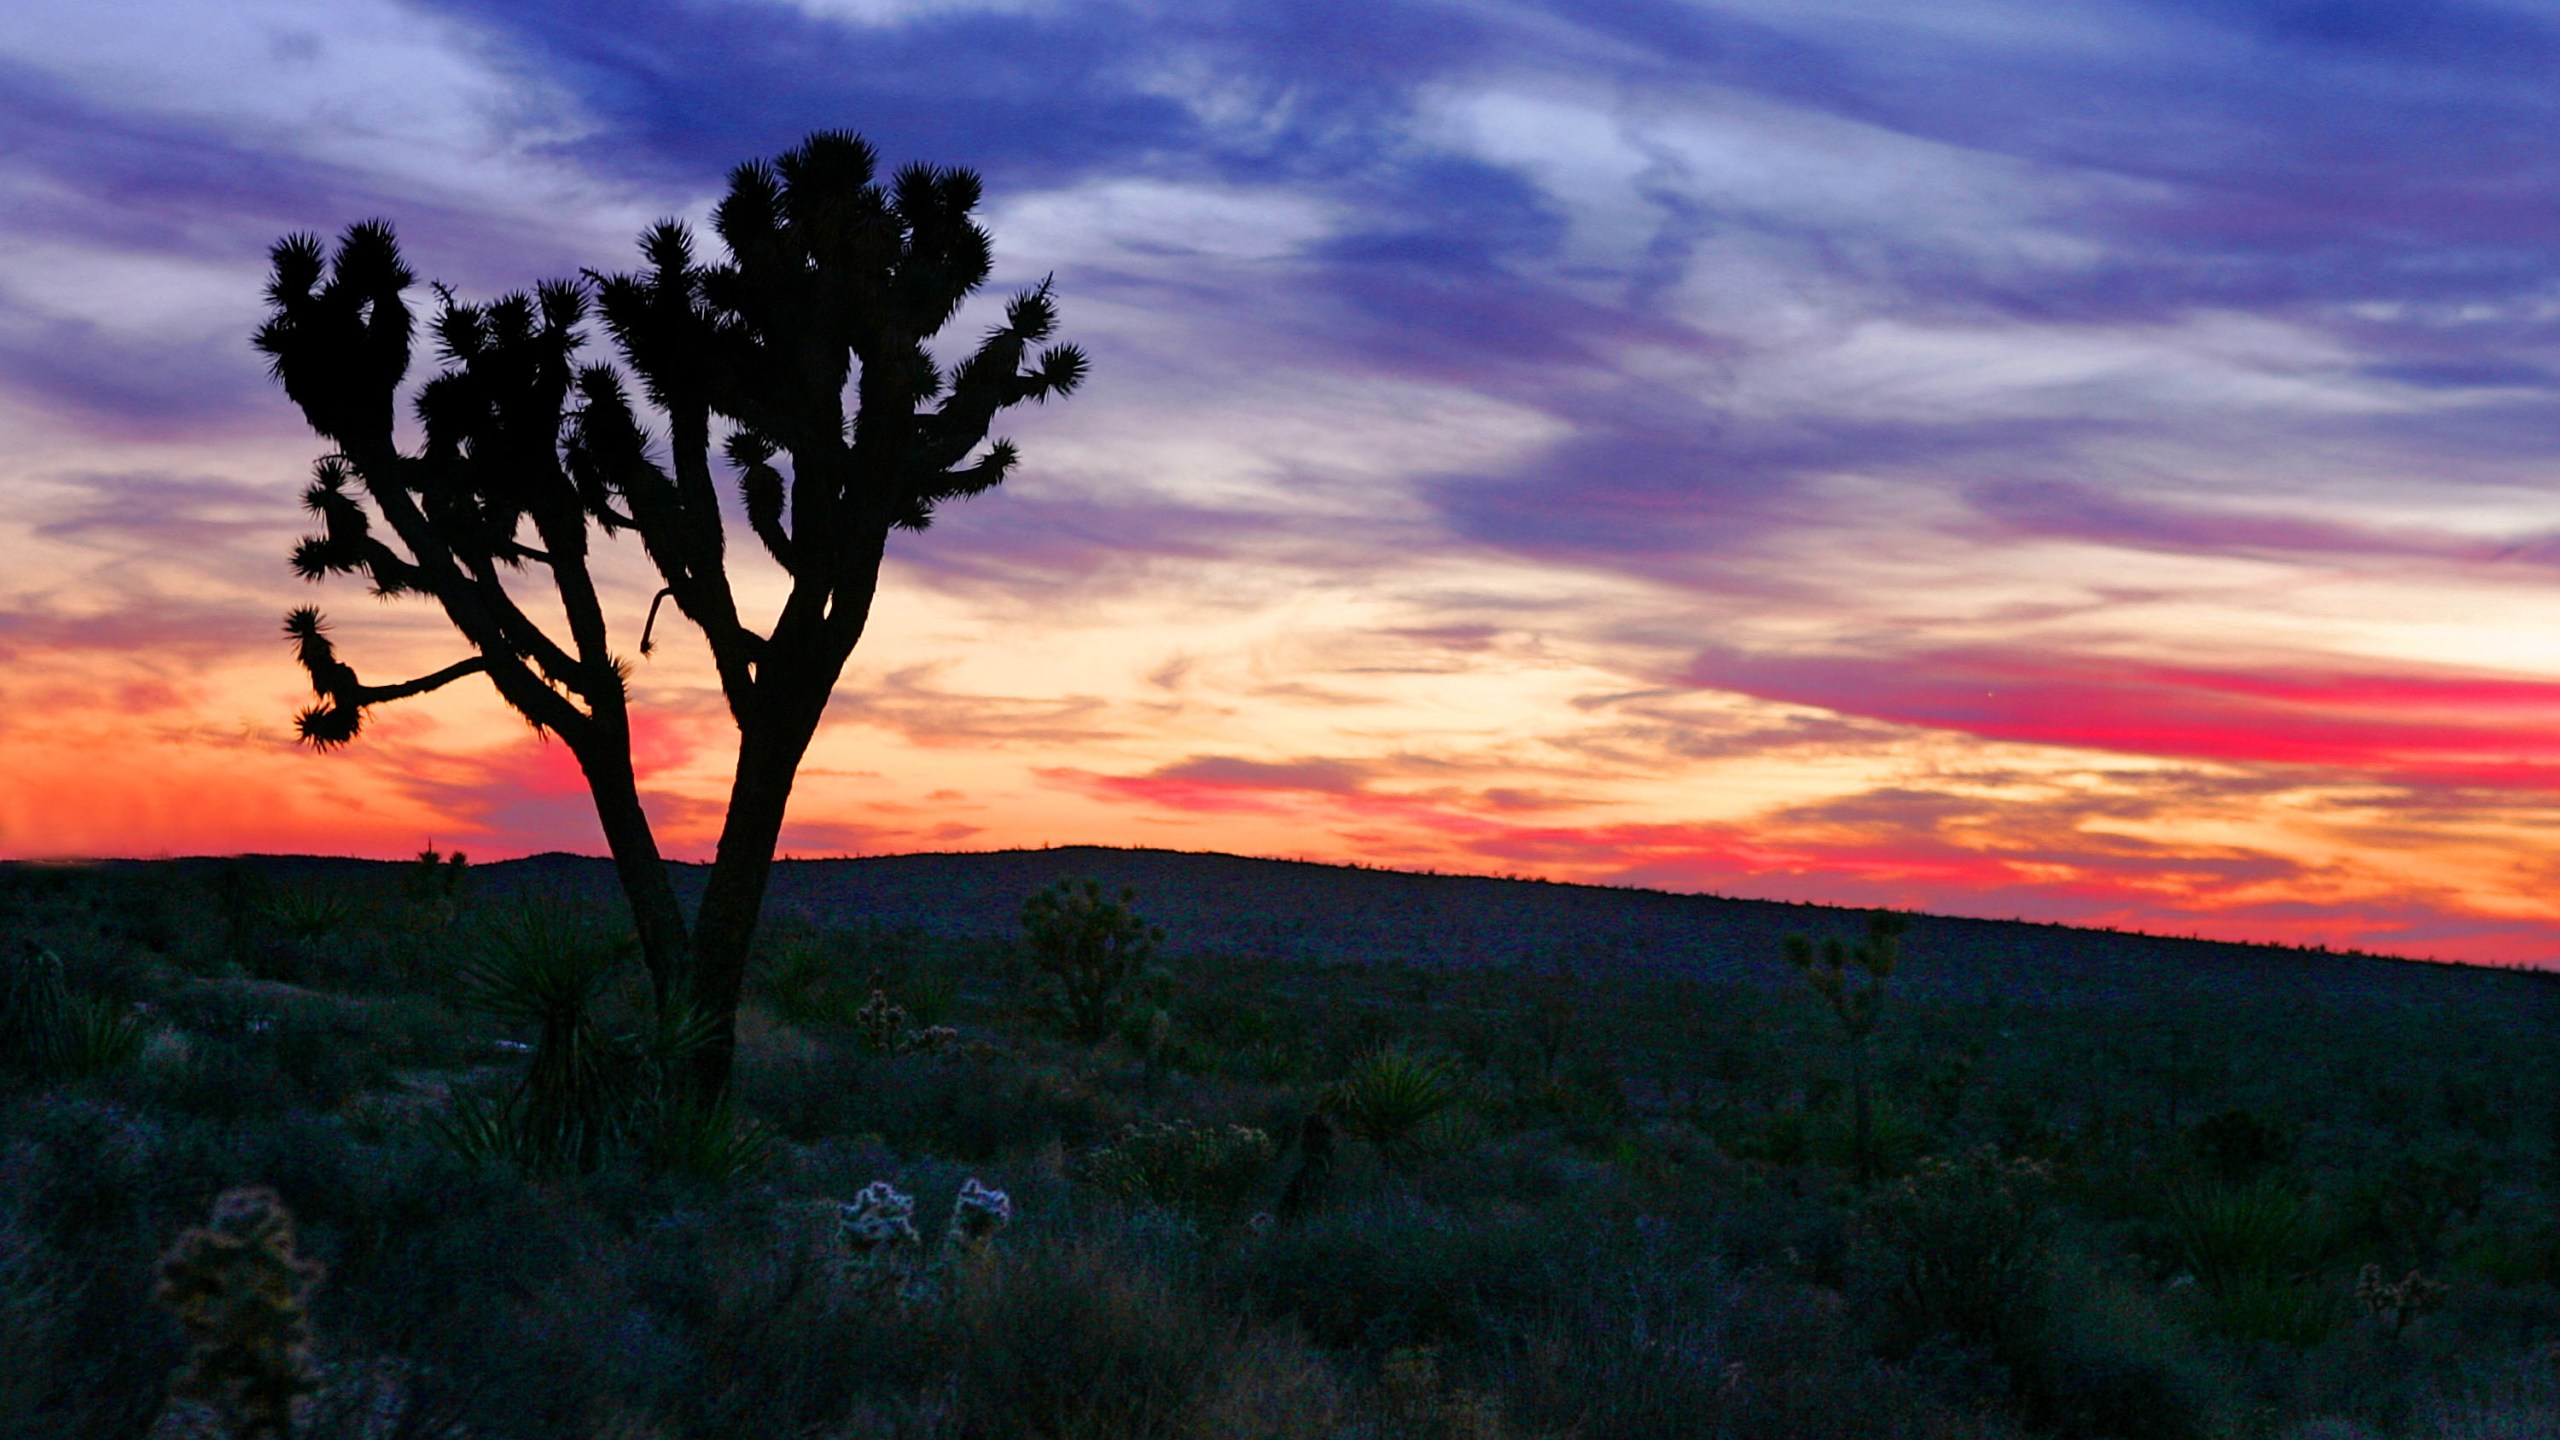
{"left": 256, "top": 131, "right": 1086, "bottom": 1096}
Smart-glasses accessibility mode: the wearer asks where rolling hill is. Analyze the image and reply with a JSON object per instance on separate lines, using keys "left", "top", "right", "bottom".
{"left": 134, "top": 845, "right": 2558, "bottom": 1014}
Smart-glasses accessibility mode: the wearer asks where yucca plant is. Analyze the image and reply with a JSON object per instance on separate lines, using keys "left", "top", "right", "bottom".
{"left": 441, "top": 898, "right": 726, "bottom": 1176}
{"left": 260, "top": 887, "right": 351, "bottom": 943}
{"left": 448, "top": 900, "right": 634, "bottom": 1172}
{"left": 2165, "top": 1179, "right": 2334, "bottom": 1344}
{"left": 2166, "top": 1180, "right": 2318, "bottom": 1294}
{"left": 55, "top": 997, "right": 150, "bottom": 1079}
{"left": 645, "top": 1095, "right": 777, "bottom": 1184}
{"left": 757, "top": 940, "right": 846, "bottom": 1027}
{"left": 1327, "top": 1046, "right": 1463, "bottom": 1163}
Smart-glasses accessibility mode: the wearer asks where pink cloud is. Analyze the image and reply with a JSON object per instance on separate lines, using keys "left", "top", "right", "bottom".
{"left": 1685, "top": 646, "right": 2560, "bottom": 786}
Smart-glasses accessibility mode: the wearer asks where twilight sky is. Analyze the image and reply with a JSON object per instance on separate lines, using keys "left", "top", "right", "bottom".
{"left": 7, "top": 0, "right": 2560, "bottom": 964}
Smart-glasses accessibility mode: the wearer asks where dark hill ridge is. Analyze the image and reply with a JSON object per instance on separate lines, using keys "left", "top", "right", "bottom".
{"left": 129, "top": 845, "right": 2559, "bottom": 1013}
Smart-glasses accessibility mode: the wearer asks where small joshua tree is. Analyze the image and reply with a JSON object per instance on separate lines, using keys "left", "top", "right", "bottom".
{"left": 1784, "top": 911, "right": 1908, "bottom": 1186}
{"left": 1020, "top": 879, "right": 1164, "bottom": 1045}
{"left": 154, "top": 1188, "right": 326, "bottom": 1440}
{"left": 399, "top": 844, "right": 470, "bottom": 929}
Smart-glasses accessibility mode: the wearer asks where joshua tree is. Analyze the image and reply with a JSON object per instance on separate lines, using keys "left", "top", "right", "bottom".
{"left": 257, "top": 131, "right": 1085, "bottom": 1096}
{"left": 1019, "top": 878, "right": 1163, "bottom": 1045}
{"left": 1784, "top": 911, "right": 1908, "bottom": 1185}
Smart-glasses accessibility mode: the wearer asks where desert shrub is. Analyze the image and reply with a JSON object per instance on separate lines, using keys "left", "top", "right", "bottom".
{"left": 1245, "top": 1197, "right": 1558, "bottom": 1351}
{"left": 851, "top": 1052, "right": 1126, "bottom": 1161}
{"left": 1864, "top": 1146, "right": 2058, "bottom": 1348}
{"left": 1505, "top": 1054, "right": 1635, "bottom": 1146}
{"left": 263, "top": 1008, "right": 388, "bottom": 1111}
{"left": 738, "top": 1031, "right": 868, "bottom": 1140}
{"left": 1712, "top": 1278, "right": 2027, "bottom": 1440}
{"left": 0, "top": 1200, "right": 62, "bottom": 1420}
{"left": 2008, "top": 1261, "right": 2234, "bottom": 1440}
{"left": 1189, "top": 1324, "right": 1347, "bottom": 1440}
{"left": 604, "top": 1191, "right": 933, "bottom": 1434}
{"left": 1811, "top": 1097, "right": 1928, "bottom": 1179}
{"left": 118, "top": 1034, "right": 303, "bottom": 1125}
{"left": 2338, "top": 1144, "right": 2490, "bottom": 1268}
{"left": 123, "top": 982, "right": 383, "bottom": 1112}
{"left": 865, "top": 1050, "right": 1126, "bottom": 1158}
{"left": 2188, "top": 1108, "right": 2292, "bottom": 1184}
{"left": 1496, "top": 1220, "right": 1739, "bottom": 1440}
{"left": 0, "top": 1172, "right": 175, "bottom": 1437}
{"left": 898, "top": 962, "right": 962, "bottom": 1028}
{"left": 1080, "top": 1119, "right": 1277, "bottom": 1222}
{"left": 1368, "top": 1344, "right": 1512, "bottom": 1440}
{"left": 946, "top": 1237, "right": 1227, "bottom": 1439}
{"left": 1329, "top": 1046, "right": 1464, "bottom": 1161}
{"left": 1732, "top": 1105, "right": 1815, "bottom": 1166}
{"left": 2451, "top": 1209, "right": 2560, "bottom": 1288}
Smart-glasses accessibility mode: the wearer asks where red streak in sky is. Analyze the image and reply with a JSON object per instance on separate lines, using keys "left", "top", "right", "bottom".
{"left": 1686, "top": 647, "right": 2560, "bottom": 785}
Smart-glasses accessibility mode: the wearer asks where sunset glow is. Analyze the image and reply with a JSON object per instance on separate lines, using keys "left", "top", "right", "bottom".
{"left": 8, "top": 0, "right": 2560, "bottom": 964}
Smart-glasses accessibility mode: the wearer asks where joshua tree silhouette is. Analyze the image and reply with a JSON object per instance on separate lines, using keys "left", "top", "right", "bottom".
{"left": 257, "top": 131, "right": 1085, "bottom": 1096}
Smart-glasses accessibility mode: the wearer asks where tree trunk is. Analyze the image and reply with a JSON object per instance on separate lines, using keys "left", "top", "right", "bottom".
{"left": 576, "top": 740, "right": 691, "bottom": 1011}
{"left": 683, "top": 708, "right": 826, "bottom": 1098}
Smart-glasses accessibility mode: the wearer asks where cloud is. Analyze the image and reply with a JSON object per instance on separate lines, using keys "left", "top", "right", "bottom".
{"left": 13, "top": 0, "right": 2560, "bottom": 963}
{"left": 1681, "top": 643, "right": 2560, "bottom": 786}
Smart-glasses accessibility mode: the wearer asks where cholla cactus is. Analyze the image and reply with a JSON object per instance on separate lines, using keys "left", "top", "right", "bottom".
{"left": 154, "top": 1187, "right": 326, "bottom": 1440}
{"left": 853, "top": 990, "right": 913, "bottom": 1054}
{"left": 839, "top": 1180, "right": 922, "bottom": 1256}
{"left": 903, "top": 1024, "right": 962, "bottom": 1056}
{"left": 944, "top": 1178, "right": 1012, "bottom": 1255}
{"left": 2355, "top": 1263, "right": 2447, "bottom": 1336}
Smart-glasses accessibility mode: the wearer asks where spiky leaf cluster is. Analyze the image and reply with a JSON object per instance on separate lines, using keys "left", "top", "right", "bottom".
{"left": 257, "top": 129, "right": 1082, "bottom": 750}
